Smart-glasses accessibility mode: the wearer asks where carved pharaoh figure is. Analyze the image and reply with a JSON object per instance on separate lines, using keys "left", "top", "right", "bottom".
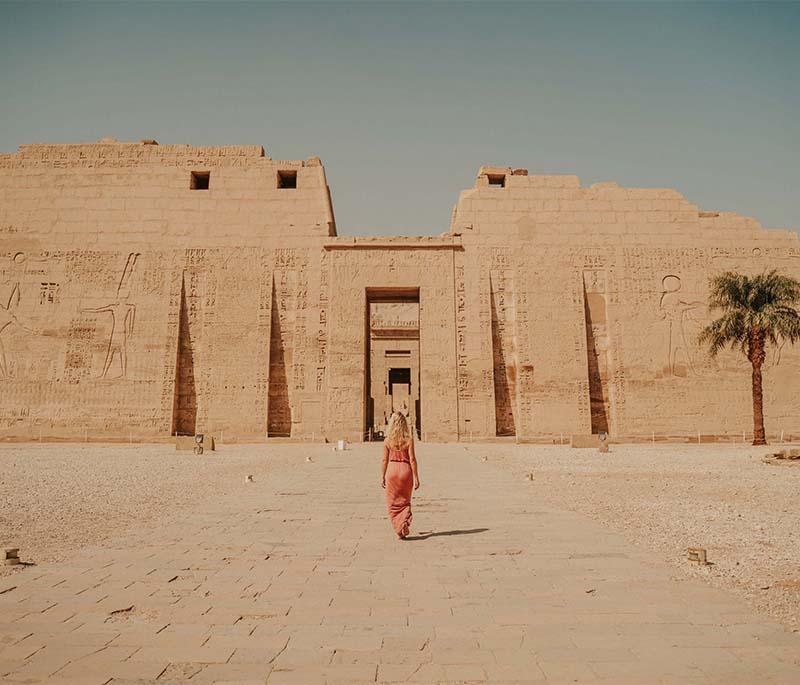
{"left": 0, "top": 252, "right": 29, "bottom": 378}
{"left": 83, "top": 253, "right": 139, "bottom": 380}
{"left": 658, "top": 275, "right": 707, "bottom": 377}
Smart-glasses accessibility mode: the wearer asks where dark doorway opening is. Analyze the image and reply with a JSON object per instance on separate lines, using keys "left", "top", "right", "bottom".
{"left": 365, "top": 288, "right": 420, "bottom": 441}
{"left": 389, "top": 367, "right": 411, "bottom": 388}
{"left": 388, "top": 367, "right": 412, "bottom": 418}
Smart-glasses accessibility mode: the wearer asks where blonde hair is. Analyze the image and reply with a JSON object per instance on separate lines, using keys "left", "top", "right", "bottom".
{"left": 386, "top": 412, "right": 412, "bottom": 449}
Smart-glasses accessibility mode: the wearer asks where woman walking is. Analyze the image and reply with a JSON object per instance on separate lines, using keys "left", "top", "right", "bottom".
{"left": 381, "top": 412, "right": 420, "bottom": 539}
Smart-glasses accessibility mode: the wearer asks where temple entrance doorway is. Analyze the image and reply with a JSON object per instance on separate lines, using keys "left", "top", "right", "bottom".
{"left": 365, "top": 288, "right": 420, "bottom": 441}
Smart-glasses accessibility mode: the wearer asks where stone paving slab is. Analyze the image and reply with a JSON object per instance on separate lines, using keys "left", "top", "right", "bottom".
{"left": 0, "top": 443, "right": 798, "bottom": 684}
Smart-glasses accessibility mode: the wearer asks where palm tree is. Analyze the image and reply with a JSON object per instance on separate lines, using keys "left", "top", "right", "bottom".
{"left": 699, "top": 270, "right": 800, "bottom": 445}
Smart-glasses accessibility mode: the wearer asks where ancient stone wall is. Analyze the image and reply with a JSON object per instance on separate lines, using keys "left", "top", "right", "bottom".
{"left": 323, "top": 238, "right": 460, "bottom": 442}
{"left": 0, "top": 141, "right": 332, "bottom": 440}
{"left": 0, "top": 140, "right": 335, "bottom": 250}
{"left": 451, "top": 167, "right": 800, "bottom": 440}
{"left": 1, "top": 142, "right": 798, "bottom": 442}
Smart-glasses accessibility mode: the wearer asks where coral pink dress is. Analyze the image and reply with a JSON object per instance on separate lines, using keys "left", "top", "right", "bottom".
{"left": 386, "top": 443, "right": 413, "bottom": 536}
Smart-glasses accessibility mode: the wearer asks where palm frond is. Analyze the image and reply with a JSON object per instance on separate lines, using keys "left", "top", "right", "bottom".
{"left": 771, "top": 306, "right": 800, "bottom": 345}
{"left": 706, "top": 271, "right": 747, "bottom": 310}
{"left": 699, "top": 310, "right": 746, "bottom": 357}
{"left": 701, "top": 270, "right": 800, "bottom": 357}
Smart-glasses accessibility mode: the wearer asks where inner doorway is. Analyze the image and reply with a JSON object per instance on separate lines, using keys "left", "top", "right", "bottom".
{"left": 365, "top": 288, "right": 420, "bottom": 441}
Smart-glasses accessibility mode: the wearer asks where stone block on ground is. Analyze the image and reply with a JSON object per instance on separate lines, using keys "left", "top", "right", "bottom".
{"left": 571, "top": 434, "right": 600, "bottom": 449}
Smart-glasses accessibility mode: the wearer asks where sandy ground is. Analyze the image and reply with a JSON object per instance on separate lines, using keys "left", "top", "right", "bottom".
{"left": 1, "top": 441, "right": 798, "bottom": 632}
{"left": 490, "top": 442, "right": 800, "bottom": 631}
{"left": 0, "top": 443, "right": 288, "bottom": 574}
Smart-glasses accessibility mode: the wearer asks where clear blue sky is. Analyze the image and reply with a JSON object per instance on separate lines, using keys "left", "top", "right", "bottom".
{"left": 1, "top": 1, "right": 797, "bottom": 236}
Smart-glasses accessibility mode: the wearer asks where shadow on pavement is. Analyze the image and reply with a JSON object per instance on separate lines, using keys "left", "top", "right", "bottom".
{"left": 405, "top": 527, "right": 489, "bottom": 541}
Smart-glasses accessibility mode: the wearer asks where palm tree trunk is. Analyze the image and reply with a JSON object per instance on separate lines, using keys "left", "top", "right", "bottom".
{"left": 751, "top": 355, "right": 767, "bottom": 446}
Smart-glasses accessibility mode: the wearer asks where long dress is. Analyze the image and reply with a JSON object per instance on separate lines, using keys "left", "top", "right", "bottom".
{"left": 385, "top": 443, "right": 413, "bottom": 536}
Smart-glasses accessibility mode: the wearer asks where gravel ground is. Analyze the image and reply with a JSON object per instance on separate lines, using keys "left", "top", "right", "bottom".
{"left": 488, "top": 442, "right": 800, "bottom": 631}
{"left": 0, "top": 443, "right": 287, "bottom": 576}
{"left": 2, "top": 441, "right": 798, "bottom": 632}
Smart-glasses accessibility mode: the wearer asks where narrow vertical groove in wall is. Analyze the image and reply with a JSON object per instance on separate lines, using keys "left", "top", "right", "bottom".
{"left": 583, "top": 281, "right": 610, "bottom": 435}
{"left": 268, "top": 278, "right": 291, "bottom": 437}
{"left": 364, "top": 291, "right": 372, "bottom": 439}
{"left": 172, "top": 273, "right": 197, "bottom": 436}
{"left": 490, "top": 272, "right": 517, "bottom": 437}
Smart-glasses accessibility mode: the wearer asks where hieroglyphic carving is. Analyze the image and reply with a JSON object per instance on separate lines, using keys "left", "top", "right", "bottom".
{"left": 166, "top": 250, "right": 213, "bottom": 433}
{"left": 455, "top": 259, "right": 469, "bottom": 399}
{"left": 172, "top": 271, "right": 197, "bottom": 435}
{"left": 64, "top": 251, "right": 117, "bottom": 291}
{"left": 609, "top": 322, "right": 627, "bottom": 426}
{"left": 514, "top": 268, "right": 533, "bottom": 431}
{"left": 478, "top": 265, "right": 492, "bottom": 361}
{"left": 198, "top": 262, "right": 217, "bottom": 431}
{"left": 255, "top": 250, "right": 272, "bottom": 422}
{"left": 268, "top": 248, "right": 309, "bottom": 436}
{"left": 617, "top": 247, "right": 711, "bottom": 309}
{"left": 0, "top": 144, "right": 264, "bottom": 170}
{"left": 63, "top": 321, "right": 96, "bottom": 384}
{"left": 370, "top": 303, "right": 420, "bottom": 330}
{"left": 293, "top": 253, "right": 309, "bottom": 394}
{"left": 38, "top": 283, "right": 60, "bottom": 305}
{"left": 161, "top": 268, "right": 183, "bottom": 432}
{"left": 315, "top": 250, "right": 329, "bottom": 394}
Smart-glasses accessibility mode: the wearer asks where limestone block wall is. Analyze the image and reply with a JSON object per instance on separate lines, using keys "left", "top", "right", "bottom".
{"left": 0, "top": 140, "right": 336, "bottom": 251}
{"left": 167, "top": 244, "right": 329, "bottom": 441}
{"left": 0, "top": 141, "right": 334, "bottom": 440}
{"left": 450, "top": 242, "right": 588, "bottom": 441}
{"left": 1, "top": 141, "right": 798, "bottom": 442}
{"left": 0, "top": 248, "right": 177, "bottom": 438}
{"left": 168, "top": 244, "right": 327, "bottom": 441}
{"left": 171, "top": 248, "right": 274, "bottom": 439}
{"left": 0, "top": 246, "right": 276, "bottom": 439}
{"left": 267, "top": 246, "right": 328, "bottom": 440}
{"left": 323, "top": 239, "right": 460, "bottom": 442}
{"left": 451, "top": 167, "right": 800, "bottom": 440}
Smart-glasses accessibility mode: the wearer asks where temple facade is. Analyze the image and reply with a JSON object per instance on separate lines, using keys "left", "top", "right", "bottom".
{"left": 0, "top": 139, "right": 798, "bottom": 442}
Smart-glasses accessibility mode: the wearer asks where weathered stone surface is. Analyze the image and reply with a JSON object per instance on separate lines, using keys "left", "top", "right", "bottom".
{"left": 571, "top": 434, "right": 601, "bottom": 448}
{"left": 1, "top": 141, "right": 799, "bottom": 442}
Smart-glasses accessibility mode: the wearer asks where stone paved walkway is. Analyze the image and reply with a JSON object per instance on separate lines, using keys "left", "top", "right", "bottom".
{"left": 1, "top": 444, "right": 798, "bottom": 684}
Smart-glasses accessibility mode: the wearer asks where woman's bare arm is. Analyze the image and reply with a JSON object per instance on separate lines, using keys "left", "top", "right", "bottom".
{"left": 409, "top": 439, "right": 420, "bottom": 489}
{"left": 381, "top": 441, "right": 389, "bottom": 488}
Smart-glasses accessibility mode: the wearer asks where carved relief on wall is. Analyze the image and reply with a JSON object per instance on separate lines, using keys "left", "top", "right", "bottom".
{"left": 0, "top": 252, "right": 30, "bottom": 378}
{"left": 81, "top": 253, "right": 139, "bottom": 380}
{"left": 268, "top": 251, "right": 302, "bottom": 437}
{"left": 454, "top": 260, "right": 469, "bottom": 400}
{"left": 315, "top": 250, "right": 329, "bottom": 394}
{"left": 657, "top": 274, "right": 709, "bottom": 378}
